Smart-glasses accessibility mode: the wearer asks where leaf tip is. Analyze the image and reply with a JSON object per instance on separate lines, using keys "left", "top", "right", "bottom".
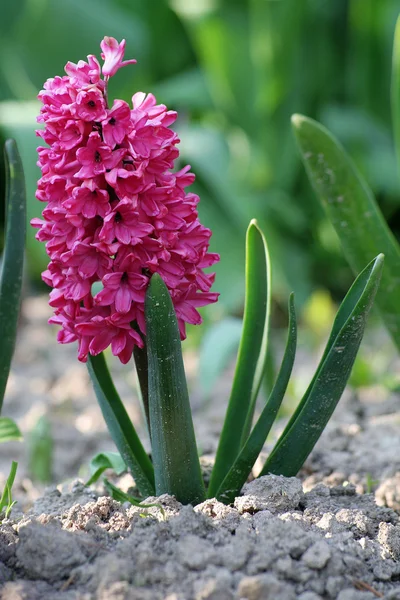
{"left": 291, "top": 113, "right": 307, "bottom": 129}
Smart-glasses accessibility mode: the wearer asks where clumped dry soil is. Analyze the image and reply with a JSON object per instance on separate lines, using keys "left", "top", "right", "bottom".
{"left": 1, "top": 295, "right": 400, "bottom": 599}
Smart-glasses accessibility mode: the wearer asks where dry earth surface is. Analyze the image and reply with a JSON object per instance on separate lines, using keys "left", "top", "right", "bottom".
{"left": 1, "top": 295, "right": 400, "bottom": 599}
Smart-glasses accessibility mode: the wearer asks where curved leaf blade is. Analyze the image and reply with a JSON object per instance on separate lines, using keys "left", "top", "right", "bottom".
{"left": 145, "top": 273, "right": 205, "bottom": 505}
{"left": 292, "top": 114, "right": 400, "bottom": 351}
{"left": 0, "top": 140, "right": 26, "bottom": 412}
{"left": 261, "top": 254, "right": 384, "bottom": 477}
{"left": 85, "top": 451, "right": 126, "bottom": 487}
{"left": 216, "top": 294, "right": 297, "bottom": 504}
{"left": 208, "top": 220, "right": 270, "bottom": 498}
{"left": 87, "top": 353, "right": 155, "bottom": 497}
{"left": 0, "top": 417, "right": 22, "bottom": 443}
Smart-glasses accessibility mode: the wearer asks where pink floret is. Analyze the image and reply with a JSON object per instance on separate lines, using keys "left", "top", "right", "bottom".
{"left": 33, "top": 36, "right": 219, "bottom": 364}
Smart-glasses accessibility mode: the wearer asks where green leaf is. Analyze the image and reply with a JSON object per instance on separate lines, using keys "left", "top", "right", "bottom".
{"left": 392, "top": 15, "right": 400, "bottom": 178}
{"left": 0, "top": 140, "right": 26, "bottom": 413}
{"left": 198, "top": 317, "right": 242, "bottom": 398}
{"left": 87, "top": 353, "right": 155, "bottom": 498}
{"left": 261, "top": 254, "right": 384, "bottom": 477}
{"left": 85, "top": 451, "right": 126, "bottom": 487}
{"left": 208, "top": 220, "right": 270, "bottom": 498}
{"left": 292, "top": 114, "right": 400, "bottom": 352}
{"left": 0, "top": 417, "right": 22, "bottom": 443}
{"left": 145, "top": 273, "right": 205, "bottom": 505}
{"left": 0, "top": 460, "right": 17, "bottom": 519}
{"left": 103, "top": 478, "right": 164, "bottom": 516}
{"left": 28, "top": 415, "right": 52, "bottom": 483}
{"left": 215, "top": 293, "right": 297, "bottom": 504}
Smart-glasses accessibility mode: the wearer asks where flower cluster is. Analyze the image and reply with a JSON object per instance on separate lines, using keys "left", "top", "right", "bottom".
{"left": 33, "top": 37, "right": 219, "bottom": 364}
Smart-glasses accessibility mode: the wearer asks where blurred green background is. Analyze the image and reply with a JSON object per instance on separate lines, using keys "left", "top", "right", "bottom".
{"left": 1, "top": 0, "right": 400, "bottom": 320}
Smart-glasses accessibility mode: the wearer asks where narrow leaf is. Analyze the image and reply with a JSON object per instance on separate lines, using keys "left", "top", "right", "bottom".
{"left": 215, "top": 294, "right": 297, "bottom": 504}
{"left": 103, "top": 478, "right": 164, "bottom": 516}
{"left": 0, "top": 461, "right": 17, "bottom": 517}
{"left": 0, "top": 140, "right": 26, "bottom": 412}
{"left": 261, "top": 254, "right": 384, "bottom": 477}
{"left": 87, "top": 353, "right": 155, "bottom": 497}
{"left": 292, "top": 114, "right": 400, "bottom": 351}
{"left": 0, "top": 417, "right": 22, "bottom": 443}
{"left": 392, "top": 15, "right": 400, "bottom": 177}
{"left": 145, "top": 273, "right": 205, "bottom": 505}
{"left": 208, "top": 220, "right": 269, "bottom": 498}
{"left": 85, "top": 451, "right": 126, "bottom": 487}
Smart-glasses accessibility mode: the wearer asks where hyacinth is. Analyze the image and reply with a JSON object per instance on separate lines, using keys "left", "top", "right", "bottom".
{"left": 33, "top": 37, "right": 219, "bottom": 364}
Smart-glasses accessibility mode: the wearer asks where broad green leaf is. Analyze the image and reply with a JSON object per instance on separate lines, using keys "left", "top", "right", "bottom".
{"left": 208, "top": 220, "right": 269, "bottom": 498}
{"left": 87, "top": 353, "right": 155, "bottom": 498}
{"left": 215, "top": 294, "right": 297, "bottom": 504}
{"left": 198, "top": 317, "right": 242, "bottom": 398}
{"left": 0, "top": 417, "right": 22, "bottom": 443}
{"left": 85, "top": 451, "right": 127, "bottom": 487}
{"left": 392, "top": 15, "right": 400, "bottom": 179}
{"left": 261, "top": 254, "right": 384, "bottom": 477}
{"left": 0, "top": 140, "right": 26, "bottom": 413}
{"left": 292, "top": 114, "right": 400, "bottom": 352}
{"left": 145, "top": 274, "right": 205, "bottom": 505}
{"left": 0, "top": 460, "right": 17, "bottom": 519}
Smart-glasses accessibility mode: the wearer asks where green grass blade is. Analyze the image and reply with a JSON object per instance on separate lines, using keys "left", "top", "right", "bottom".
{"left": 261, "top": 254, "right": 384, "bottom": 477}
{"left": 87, "top": 353, "right": 155, "bottom": 497}
{"left": 0, "top": 140, "right": 26, "bottom": 413}
{"left": 0, "top": 417, "right": 22, "bottom": 443}
{"left": 392, "top": 15, "right": 400, "bottom": 177}
{"left": 292, "top": 114, "right": 400, "bottom": 351}
{"left": 0, "top": 460, "right": 17, "bottom": 518}
{"left": 145, "top": 273, "right": 205, "bottom": 505}
{"left": 208, "top": 220, "right": 269, "bottom": 498}
{"left": 215, "top": 294, "right": 297, "bottom": 504}
{"left": 241, "top": 224, "right": 272, "bottom": 446}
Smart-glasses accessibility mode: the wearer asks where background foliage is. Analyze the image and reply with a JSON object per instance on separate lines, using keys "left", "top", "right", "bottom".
{"left": 1, "top": 0, "right": 399, "bottom": 318}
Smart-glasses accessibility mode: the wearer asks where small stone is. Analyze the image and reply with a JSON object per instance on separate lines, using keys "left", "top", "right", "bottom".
{"left": 194, "top": 568, "right": 233, "bottom": 600}
{"left": 239, "top": 475, "right": 304, "bottom": 513}
{"left": 302, "top": 541, "right": 331, "bottom": 570}
{"left": 237, "top": 574, "right": 296, "bottom": 600}
{"left": 297, "top": 593, "right": 323, "bottom": 600}
{"left": 378, "top": 522, "right": 400, "bottom": 560}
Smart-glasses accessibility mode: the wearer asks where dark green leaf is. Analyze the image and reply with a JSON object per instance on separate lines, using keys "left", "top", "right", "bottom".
{"left": 392, "top": 15, "right": 400, "bottom": 178}
{"left": 87, "top": 353, "right": 155, "bottom": 497}
{"left": 208, "top": 220, "right": 269, "bottom": 498}
{"left": 145, "top": 273, "right": 205, "bottom": 505}
{"left": 261, "top": 254, "right": 384, "bottom": 477}
{"left": 292, "top": 114, "right": 400, "bottom": 351}
{"left": 215, "top": 294, "right": 297, "bottom": 504}
{"left": 0, "top": 140, "right": 26, "bottom": 413}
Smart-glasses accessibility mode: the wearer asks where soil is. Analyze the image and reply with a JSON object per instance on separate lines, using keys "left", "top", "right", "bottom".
{"left": 1, "top": 295, "right": 400, "bottom": 599}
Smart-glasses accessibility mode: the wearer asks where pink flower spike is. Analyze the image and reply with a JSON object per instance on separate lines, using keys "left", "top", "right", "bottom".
{"left": 100, "top": 37, "right": 137, "bottom": 78}
{"left": 75, "top": 88, "right": 107, "bottom": 122}
{"left": 76, "top": 132, "right": 125, "bottom": 178}
{"left": 102, "top": 99, "right": 133, "bottom": 147}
